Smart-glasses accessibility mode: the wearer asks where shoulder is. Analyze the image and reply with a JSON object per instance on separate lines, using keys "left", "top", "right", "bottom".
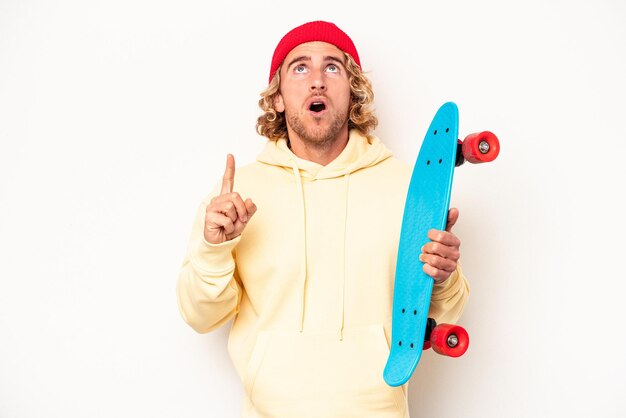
{"left": 380, "top": 155, "right": 412, "bottom": 173}
{"left": 234, "top": 160, "right": 277, "bottom": 183}
{"left": 374, "top": 155, "right": 413, "bottom": 184}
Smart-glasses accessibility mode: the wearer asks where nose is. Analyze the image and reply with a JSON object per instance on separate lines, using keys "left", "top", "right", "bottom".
{"left": 309, "top": 69, "right": 326, "bottom": 92}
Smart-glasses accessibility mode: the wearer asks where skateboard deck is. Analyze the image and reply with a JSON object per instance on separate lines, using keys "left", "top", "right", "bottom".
{"left": 383, "top": 102, "right": 460, "bottom": 387}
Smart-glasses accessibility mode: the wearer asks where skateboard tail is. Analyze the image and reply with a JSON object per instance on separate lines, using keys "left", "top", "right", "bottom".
{"left": 383, "top": 278, "right": 433, "bottom": 386}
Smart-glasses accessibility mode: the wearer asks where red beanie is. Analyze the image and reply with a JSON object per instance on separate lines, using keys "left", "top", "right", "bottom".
{"left": 268, "top": 20, "right": 361, "bottom": 83}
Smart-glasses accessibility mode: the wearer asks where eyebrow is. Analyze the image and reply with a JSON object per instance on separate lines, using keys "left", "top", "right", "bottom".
{"left": 285, "top": 55, "right": 345, "bottom": 70}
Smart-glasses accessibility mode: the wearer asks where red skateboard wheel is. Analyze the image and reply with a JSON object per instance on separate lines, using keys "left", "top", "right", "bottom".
{"left": 429, "top": 324, "right": 469, "bottom": 357}
{"left": 461, "top": 131, "right": 500, "bottom": 163}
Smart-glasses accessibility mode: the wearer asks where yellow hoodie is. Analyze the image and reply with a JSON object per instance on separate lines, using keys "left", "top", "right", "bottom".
{"left": 177, "top": 130, "right": 469, "bottom": 418}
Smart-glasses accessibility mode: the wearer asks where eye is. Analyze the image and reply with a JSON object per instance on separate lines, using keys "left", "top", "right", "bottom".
{"left": 295, "top": 64, "right": 307, "bottom": 73}
{"left": 326, "top": 64, "right": 338, "bottom": 73}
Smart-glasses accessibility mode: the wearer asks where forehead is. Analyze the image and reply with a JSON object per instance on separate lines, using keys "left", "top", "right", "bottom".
{"left": 283, "top": 41, "right": 345, "bottom": 63}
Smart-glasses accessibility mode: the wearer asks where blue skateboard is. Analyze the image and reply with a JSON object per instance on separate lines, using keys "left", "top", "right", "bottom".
{"left": 383, "top": 102, "right": 499, "bottom": 387}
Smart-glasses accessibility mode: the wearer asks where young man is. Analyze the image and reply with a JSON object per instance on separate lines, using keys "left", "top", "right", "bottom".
{"left": 177, "top": 21, "right": 468, "bottom": 418}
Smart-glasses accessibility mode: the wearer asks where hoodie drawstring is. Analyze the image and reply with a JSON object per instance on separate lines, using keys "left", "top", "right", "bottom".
{"left": 338, "top": 173, "right": 350, "bottom": 341}
{"left": 290, "top": 159, "right": 351, "bottom": 341}
{"left": 290, "top": 160, "right": 307, "bottom": 333}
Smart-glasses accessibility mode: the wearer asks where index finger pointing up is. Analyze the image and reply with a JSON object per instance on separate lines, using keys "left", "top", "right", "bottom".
{"left": 221, "top": 154, "right": 235, "bottom": 195}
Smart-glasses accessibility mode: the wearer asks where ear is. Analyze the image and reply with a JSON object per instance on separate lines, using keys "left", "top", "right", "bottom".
{"left": 273, "top": 93, "right": 285, "bottom": 113}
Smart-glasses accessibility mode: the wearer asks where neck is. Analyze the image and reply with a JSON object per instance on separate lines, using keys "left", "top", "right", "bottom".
{"left": 287, "top": 127, "right": 350, "bottom": 166}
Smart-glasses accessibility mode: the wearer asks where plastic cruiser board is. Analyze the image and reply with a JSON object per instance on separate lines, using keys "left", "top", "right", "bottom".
{"left": 383, "top": 102, "right": 499, "bottom": 387}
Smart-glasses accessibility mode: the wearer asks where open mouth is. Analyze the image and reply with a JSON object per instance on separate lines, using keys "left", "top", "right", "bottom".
{"left": 309, "top": 102, "right": 326, "bottom": 113}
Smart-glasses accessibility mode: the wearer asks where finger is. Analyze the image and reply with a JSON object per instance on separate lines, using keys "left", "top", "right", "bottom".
{"left": 419, "top": 253, "right": 457, "bottom": 273}
{"left": 225, "top": 199, "right": 257, "bottom": 240}
{"left": 213, "top": 200, "right": 238, "bottom": 223}
{"left": 228, "top": 192, "right": 249, "bottom": 222}
{"left": 206, "top": 212, "right": 236, "bottom": 235}
{"left": 427, "top": 229, "right": 461, "bottom": 249}
{"left": 245, "top": 198, "right": 257, "bottom": 218}
{"left": 212, "top": 192, "right": 248, "bottom": 223}
{"left": 445, "top": 208, "right": 459, "bottom": 232}
{"left": 422, "top": 241, "right": 460, "bottom": 262}
{"left": 220, "top": 154, "right": 235, "bottom": 195}
{"left": 422, "top": 263, "right": 451, "bottom": 284}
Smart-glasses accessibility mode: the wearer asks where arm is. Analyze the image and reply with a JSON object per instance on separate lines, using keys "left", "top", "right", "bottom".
{"left": 429, "top": 263, "right": 470, "bottom": 324}
{"left": 176, "top": 154, "right": 257, "bottom": 333}
{"left": 177, "top": 201, "right": 242, "bottom": 333}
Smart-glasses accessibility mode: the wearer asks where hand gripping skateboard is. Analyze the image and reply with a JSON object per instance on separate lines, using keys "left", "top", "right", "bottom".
{"left": 383, "top": 102, "right": 500, "bottom": 387}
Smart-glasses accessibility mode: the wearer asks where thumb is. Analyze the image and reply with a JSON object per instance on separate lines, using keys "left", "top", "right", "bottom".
{"left": 446, "top": 208, "right": 459, "bottom": 232}
{"left": 245, "top": 198, "right": 257, "bottom": 218}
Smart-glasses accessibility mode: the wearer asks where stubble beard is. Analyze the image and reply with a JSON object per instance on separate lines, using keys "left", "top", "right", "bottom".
{"left": 287, "top": 110, "right": 348, "bottom": 152}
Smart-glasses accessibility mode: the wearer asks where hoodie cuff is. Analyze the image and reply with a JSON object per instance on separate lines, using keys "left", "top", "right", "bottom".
{"left": 190, "top": 236, "right": 242, "bottom": 274}
{"left": 431, "top": 263, "right": 467, "bottom": 301}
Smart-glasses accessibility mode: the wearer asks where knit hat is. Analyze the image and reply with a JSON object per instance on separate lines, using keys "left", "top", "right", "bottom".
{"left": 268, "top": 20, "right": 361, "bottom": 83}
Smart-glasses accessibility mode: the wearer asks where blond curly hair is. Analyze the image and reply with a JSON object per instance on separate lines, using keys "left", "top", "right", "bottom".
{"left": 256, "top": 52, "right": 378, "bottom": 141}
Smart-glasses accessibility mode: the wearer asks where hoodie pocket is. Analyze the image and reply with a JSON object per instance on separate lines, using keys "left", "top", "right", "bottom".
{"left": 243, "top": 325, "right": 406, "bottom": 417}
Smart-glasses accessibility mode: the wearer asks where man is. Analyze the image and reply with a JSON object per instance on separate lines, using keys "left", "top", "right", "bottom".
{"left": 177, "top": 20, "right": 469, "bottom": 418}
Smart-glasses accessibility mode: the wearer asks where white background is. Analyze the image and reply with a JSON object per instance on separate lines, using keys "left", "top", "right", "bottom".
{"left": 1, "top": 0, "right": 625, "bottom": 417}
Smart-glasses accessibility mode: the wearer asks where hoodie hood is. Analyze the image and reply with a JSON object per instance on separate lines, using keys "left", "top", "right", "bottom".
{"left": 256, "top": 130, "right": 393, "bottom": 178}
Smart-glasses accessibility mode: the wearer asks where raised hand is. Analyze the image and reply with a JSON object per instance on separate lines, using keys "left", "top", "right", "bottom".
{"left": 203, "top": 154, "right": 257, "bottom": 244}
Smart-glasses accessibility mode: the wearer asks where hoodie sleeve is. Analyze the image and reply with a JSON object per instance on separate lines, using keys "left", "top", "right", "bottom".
{"left": 428, "top": 263, "right": 470, "bottom": 324}
{"left": 176, "top": 199, "right": 243, "bottom": 333}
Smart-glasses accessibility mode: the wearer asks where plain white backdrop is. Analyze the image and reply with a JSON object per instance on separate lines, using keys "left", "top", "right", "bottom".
{"left": 1, "top": 0, "right": 625, "bottom": 417}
